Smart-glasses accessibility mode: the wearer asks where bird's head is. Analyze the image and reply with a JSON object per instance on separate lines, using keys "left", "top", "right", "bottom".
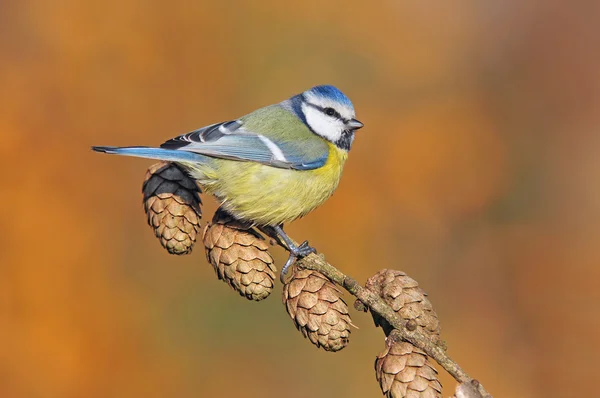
{"left": 288, "top": 85, "right": 363, "bottom": 151}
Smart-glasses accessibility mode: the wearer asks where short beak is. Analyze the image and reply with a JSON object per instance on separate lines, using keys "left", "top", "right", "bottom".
{"left": 347, "top": 118, "right": 364, "bottom": 130}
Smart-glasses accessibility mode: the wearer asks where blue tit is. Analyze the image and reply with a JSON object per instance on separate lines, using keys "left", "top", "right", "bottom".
{"left": 93, "top": 85, "right": 363, "bottom": 281}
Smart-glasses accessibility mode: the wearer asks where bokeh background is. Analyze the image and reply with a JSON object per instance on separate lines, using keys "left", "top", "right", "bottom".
{"left": 1, "top": 1, "right": 599, "bottom": 397}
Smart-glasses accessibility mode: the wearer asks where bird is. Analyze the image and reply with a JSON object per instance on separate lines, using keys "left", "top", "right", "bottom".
{"left": 92, "top": 85, "right": 363, "bottom": 281}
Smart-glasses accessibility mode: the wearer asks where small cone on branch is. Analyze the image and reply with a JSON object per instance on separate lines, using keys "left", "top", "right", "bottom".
{"left": 364, "top": 269, "right": 440, "bottom": 338}
{"left": 143, "top": 161, "right": 202, "bottom": 255}
{"left": 282, "top": 268, "right": 355, "bottom": 352}
{"left": 363, "top": 270, "right": 443, "bottom": 397}
{"left": 202, "top": 209, "right": 276, "bottom": 301}
{"left": 375, "top": 340, "right": 442, "bottom": 398}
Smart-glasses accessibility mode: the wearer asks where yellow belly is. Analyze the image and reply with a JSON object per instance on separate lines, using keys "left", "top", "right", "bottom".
{"left": 198, "top": 142, "right": 347, "bottom": 225}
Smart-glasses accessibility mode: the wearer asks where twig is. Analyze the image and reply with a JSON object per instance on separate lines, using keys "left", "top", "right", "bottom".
{"left": 294, "top": 252, "right": 493, "bottom": 398}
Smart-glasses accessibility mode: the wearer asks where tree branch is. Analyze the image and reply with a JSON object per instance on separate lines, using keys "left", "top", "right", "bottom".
{"left": 294, "top": 252, "right": 492, "bottom": 398}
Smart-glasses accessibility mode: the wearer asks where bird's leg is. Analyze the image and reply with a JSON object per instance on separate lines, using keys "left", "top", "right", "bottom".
{"left": 258, "top": 225, "right": 286, "bottom": 248}
{"left": 264, "top": 225, "right": 317, "bottom": 283}
{"left": 274, "top": 225, "right": 316, "bottom": 257}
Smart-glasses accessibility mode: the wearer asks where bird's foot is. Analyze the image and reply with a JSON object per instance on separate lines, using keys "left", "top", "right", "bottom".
{"left": 266, "top": 225, "right": 317, "bottom": 283}
{"left": 279, "top": 239, "right": 317, "bottom": 283}
{"left": 293, "top": 240, "right": 317, "bottom": 257}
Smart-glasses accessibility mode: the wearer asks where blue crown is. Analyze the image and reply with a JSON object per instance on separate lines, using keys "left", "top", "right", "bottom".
{"left": 307, "top": 85, "right": 353, "bottom": 107}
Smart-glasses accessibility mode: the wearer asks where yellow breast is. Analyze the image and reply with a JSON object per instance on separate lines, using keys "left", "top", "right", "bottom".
{"left": 201, "top": 142, "right": 347, "bottom": 226}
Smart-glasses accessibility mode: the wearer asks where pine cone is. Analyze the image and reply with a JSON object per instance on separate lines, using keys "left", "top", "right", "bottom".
{"left": 283, "top": 268, "right": 355, "bottom": 352}
{"left": 375, "top": 341, "right": 442, "bottom": 398}
{"left": 202, "top": 210, "right": 276, "bottom": 301}
{"left": 365, "top": 269, "right": 440, "bottom": 337}
{"left": 143, "top": 161, "right": 202, "bottom": 255}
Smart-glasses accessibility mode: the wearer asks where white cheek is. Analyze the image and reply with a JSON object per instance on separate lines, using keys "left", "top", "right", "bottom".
{"left": 303, "top": 106, "right": 343, "bottom": 142}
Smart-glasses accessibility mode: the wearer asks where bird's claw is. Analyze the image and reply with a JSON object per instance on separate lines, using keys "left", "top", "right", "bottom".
{"left": 280, "top": 254, "right": 297, "bottom": 283}
{"left": 280, "top": 241, "right": 317, "bottom": 283}
{"left": 294, "top": 241, "right": 317, "bottom": 257}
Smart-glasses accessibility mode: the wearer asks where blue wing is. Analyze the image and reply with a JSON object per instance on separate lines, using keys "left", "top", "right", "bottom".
{"left": 160, "top": 120, "right": 329, "bottom": 170}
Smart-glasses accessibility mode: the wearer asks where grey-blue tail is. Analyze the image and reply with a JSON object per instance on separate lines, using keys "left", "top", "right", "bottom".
{"left": 91, "top": 146, "right": 207, "bottom": 163}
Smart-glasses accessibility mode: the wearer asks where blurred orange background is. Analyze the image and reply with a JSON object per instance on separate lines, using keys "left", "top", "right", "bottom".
{"left": 1, "top": 1, "right": 599, "bottom": 397}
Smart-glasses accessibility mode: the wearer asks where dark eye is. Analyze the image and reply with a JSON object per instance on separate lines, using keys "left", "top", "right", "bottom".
{"left": 324, "top": 107, "right": 336, "bottom": 116}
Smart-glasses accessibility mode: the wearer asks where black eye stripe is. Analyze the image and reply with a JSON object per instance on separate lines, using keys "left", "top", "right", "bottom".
{"left": 306, "top": 102, "right": 348, "bottom": 123}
